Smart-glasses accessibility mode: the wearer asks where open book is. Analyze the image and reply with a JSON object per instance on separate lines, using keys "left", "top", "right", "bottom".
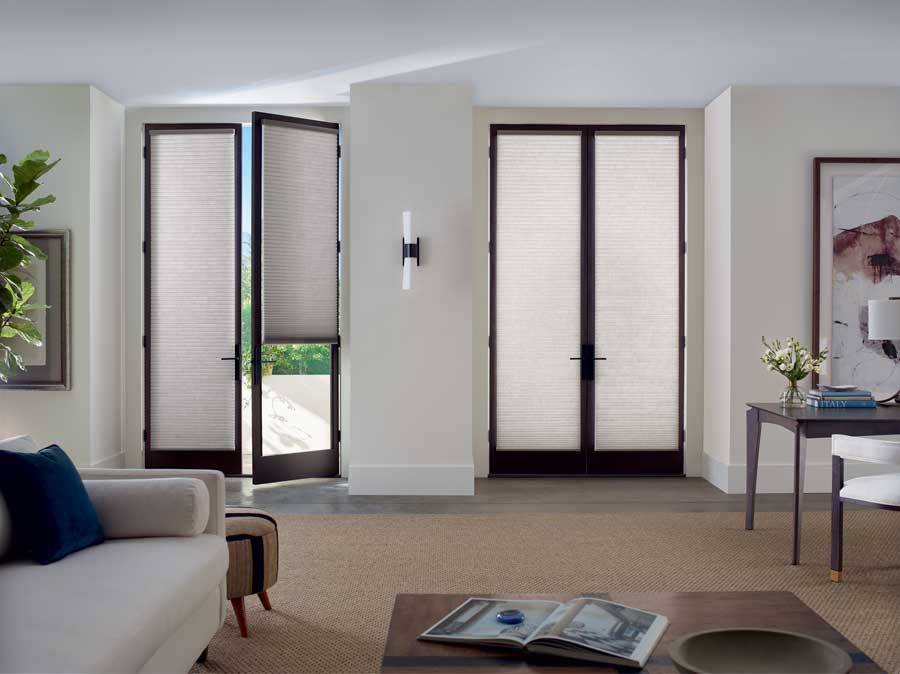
{"left": 418, "top": 597, "right": 668, "bottom": 668}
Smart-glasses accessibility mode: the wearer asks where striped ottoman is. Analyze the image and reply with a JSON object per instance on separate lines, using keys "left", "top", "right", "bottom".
{"left": 225, "top": 507, "right": 279, "bottom": 637}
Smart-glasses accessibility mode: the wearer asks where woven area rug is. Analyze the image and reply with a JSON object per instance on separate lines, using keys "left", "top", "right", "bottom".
{"left": 193, "top": 511, "right": 900, "bottom": 673}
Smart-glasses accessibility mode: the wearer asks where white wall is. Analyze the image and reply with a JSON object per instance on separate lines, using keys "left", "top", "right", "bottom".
{"left": 0, "top": 85, "right": 123, "bottom": 467}
{"left": 348, "top": 83, "right": 474, "bottom": 495}
{"left": 472, "top": 107, "right": 705, "bottom": 477}
{"left": 702, "top": 89, "right": 732, "bottom": 488}
{"left": 703, "top": 85, "right": 900, "bottom": 493}
{"left": 89, "top": 87, "right": 125, "bottom": 467}
{"left": 121, "top": 105, "right": 349, "bottom": 471}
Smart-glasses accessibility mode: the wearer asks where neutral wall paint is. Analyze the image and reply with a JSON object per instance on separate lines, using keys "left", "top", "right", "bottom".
{"left": 0, "top": 85, "right": 124, "bottom": 467}
{"left": 703, "top": 88, "right": 732, "bottom": 485}
{"left": 348, "top": 83, "right": 474, "bottom": 495}
{"left": 89, "top": 87, "right": 125, "bottom": 467}
{"left": 472, "top": 107, "right": 705, "bottom": 478}
{"left": 122, "top": 106, "right": 349, "bottom": 472}
{"left": 704, "top": 86, "right": 900, "bottom": 493}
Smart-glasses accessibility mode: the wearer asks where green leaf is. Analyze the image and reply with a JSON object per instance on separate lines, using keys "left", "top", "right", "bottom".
{"left": 7, "top": 321, "right": 42, "bottom": 346}
{"left": 0, "top": 170, "right": 14, "bottom": 194}
{"left": 20, "top": 303, "right": 49, "bottom": 312}
{"left": 0, "top": 284, "right": 15, "bottom": 312}
{"left": 9, "top": 235, "right": 46, "bottom": 260}
{"left": 0, "top": 243, "right": 25, "bottom": 271}
{"left": 0, "top": 326, "right": 16, "bottom": 338}
{"left": 0, "top": 154, "right": 6, "bottom": 165}
{"left": 18, "top": 281, "right": 35, "bottom": 303}
{"left": 17, "top": 194, "right": 56, "bottom": 212}
{"left": 10, "top": 218, "right": 35, "bottom": 230}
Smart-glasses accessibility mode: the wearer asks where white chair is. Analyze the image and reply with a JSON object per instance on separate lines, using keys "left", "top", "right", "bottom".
{"left": 831, "top": 435, "right": 900, "bottom": 582}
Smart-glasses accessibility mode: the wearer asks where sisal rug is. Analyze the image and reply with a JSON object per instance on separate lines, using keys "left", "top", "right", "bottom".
{"left": 193, "top": 511, "right": 900, "bottom": 673}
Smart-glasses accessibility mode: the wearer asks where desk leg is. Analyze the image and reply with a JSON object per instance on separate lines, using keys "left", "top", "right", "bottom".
{"left": 791, "top": 425, "right": 807, "bottom": 565}
{"left": 745, "top": 408, "right": 761, "bottom": 530}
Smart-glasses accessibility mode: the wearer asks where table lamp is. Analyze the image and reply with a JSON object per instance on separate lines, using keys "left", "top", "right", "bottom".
{"left": 869, "top": 297, "right": 900, "bottom": 404}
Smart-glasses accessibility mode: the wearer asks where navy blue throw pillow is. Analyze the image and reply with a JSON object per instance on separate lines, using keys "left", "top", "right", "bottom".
{"left": 0, "top": 445, "right": 104, "bottom": 564}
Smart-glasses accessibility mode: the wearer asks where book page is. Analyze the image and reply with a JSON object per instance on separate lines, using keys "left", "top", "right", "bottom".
{"left": 419, "top": 598, "right": 560, "bottom": 646}
{"left": 529, "top": 598, "right": 663, "bottom": 662}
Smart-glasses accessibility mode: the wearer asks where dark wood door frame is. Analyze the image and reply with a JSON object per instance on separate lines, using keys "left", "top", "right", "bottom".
{"left": 250, "top": 111, "right": 341, "bottom": 485}
{"left": 143, "top": 123, "right": 243, "bottom": 474}
{"left": 488, "top": 124, "right": 686, "bottom": 476}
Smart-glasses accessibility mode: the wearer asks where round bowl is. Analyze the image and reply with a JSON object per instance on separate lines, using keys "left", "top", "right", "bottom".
{"left": 669, "top": 628, "right": 852, "bottom": 674}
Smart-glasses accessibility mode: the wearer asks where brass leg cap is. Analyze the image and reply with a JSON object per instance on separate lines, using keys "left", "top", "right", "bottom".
{"left": 830, "top": 570, "right": 843, "bottom": 583}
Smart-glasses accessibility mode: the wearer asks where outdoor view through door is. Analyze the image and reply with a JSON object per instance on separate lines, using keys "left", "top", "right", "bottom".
{"left": 489, "top": 125, "right": 685, "bottom": 475}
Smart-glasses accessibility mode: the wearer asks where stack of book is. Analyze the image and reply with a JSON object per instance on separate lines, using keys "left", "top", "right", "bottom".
{"left": 806, "top": 388, "right": 876, "bottom": 408}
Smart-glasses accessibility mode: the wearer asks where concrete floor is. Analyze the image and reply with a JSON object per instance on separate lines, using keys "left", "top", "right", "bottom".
{"left": 225, "top": 476, "right": 837, "bottom": 515}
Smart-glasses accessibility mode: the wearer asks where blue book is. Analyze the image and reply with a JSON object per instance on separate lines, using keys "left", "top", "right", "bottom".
{"left": 806, "top": 398, "right": 876, "bottom": 408}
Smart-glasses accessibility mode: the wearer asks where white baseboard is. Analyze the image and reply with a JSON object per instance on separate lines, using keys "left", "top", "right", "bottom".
{"left": 90, "top": 451, "right": 125, "bottom": 469}
{"left": 348, "top": 463, "right": 475, "bottom": 495}
{"left": 702, "top": 452, "right": 895, "bottom": 494}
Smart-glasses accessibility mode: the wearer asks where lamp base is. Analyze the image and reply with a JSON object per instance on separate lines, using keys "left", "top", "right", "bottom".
{"left": 876, "top": 388, "right": 900, "bottom": 406}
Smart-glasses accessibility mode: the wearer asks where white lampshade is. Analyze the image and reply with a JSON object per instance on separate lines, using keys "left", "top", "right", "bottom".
{"left": 868, "top": 299, "right": 900, "bottom": 340}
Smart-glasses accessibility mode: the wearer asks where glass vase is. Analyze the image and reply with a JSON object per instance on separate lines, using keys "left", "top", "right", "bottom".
{"left": 780, "top": 381, "right": 805, "bottom": 408}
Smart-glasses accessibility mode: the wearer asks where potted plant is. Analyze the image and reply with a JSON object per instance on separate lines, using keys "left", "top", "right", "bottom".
{"left": 761, "top": 336, "right": 828, "bottom": 408}
{"left": 0, "top": 150, "right": 59, "bottom": 382}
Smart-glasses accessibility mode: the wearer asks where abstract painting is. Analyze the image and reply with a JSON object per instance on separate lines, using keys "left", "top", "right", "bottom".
{"left": 815, "top": 160, "right": 900, "bottom": 396}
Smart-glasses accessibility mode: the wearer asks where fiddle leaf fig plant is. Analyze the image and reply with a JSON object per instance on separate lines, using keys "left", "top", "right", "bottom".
{"left": 0, "top": 150, "right": 59, "bottom": 382}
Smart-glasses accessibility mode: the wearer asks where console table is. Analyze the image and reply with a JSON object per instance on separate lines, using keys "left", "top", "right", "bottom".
{"left": 745, "top": 402, "right": 900, "bottom": 565}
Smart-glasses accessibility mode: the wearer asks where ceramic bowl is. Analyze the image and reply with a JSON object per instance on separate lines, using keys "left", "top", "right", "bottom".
{"left": 669, "top": 628, "right": 852, "bottom": 674}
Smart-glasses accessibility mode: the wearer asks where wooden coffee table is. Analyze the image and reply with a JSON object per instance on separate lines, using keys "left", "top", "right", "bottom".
{"left": 382, "top": 592, "right": 882, "bottom": 673}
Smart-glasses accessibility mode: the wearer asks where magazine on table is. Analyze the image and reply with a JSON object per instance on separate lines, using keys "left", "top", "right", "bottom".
{"left": 418, "top": 597, "right": 668, "bottom": 668}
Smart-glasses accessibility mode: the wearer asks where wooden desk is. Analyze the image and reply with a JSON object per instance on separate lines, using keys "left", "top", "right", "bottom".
{"left": 381, "top": 592, "right": 881, "bottom": 673}
{"left": 745, "top": 402, "right": 900, "bottom": 565}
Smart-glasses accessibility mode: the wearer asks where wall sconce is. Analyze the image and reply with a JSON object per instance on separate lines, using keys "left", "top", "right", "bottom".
{"left": 401, "top": 210, "right": 419, "bottom": 290}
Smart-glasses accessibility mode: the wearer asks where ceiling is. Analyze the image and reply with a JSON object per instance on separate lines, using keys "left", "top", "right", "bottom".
{"left": 4, "top": 0, "right": 900, "bottom": 108}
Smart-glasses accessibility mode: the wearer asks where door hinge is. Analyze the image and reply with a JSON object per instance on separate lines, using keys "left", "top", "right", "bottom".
{"left": 681, "top": 335, "right": 686, "bottom": 349}
{"left": 142, "top": 429, "right": 147, "bottom": 443}
{"left": 489, "top": 145, "right": 494, "bottom": 161}
{"left": 488, "top": 335, "right": 493, "bottom": 349}
{"left": 337, "top": 240, "right": 341, "bottom": 253}
{"left": 142, "top": 240, "right": 147, "bottom": 253}
{"left": 681, "top": 240, "right": 687, "bottom": 255}
{"left": 143, "top": 146, "right": 147, "bottom": 160}
{"left": 142, "top": 335, "right": 147, "bottom": 348}
{"left": 681, "top": 428, "right": 685, "bottom": 443}
{"left": 337, "top": 145, "right": 342, "bottom": 159}
{"left": 337, "top": 429, "right": 341, "bottom": 443}
{"left": 488, "top": 240, "right": 492, "bottom": 255}
{"left": 681, "top": 146, "right": 687, "bottom": 160}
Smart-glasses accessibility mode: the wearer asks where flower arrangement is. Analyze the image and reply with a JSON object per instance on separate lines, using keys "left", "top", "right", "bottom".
{"left": 760, "top": 337, "right": 828, "bottom": 407}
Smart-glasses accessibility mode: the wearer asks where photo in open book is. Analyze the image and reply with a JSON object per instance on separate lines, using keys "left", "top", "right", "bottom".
{"left": 545, "top": 600, "right": 658, "bottom": 658}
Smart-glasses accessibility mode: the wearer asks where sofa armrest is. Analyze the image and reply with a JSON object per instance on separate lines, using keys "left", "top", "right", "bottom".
{"left": 78, "top": 468, "right": 225, "bottom": 537}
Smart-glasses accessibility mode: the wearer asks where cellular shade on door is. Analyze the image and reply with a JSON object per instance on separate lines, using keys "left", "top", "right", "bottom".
{"left": 260, "top": 116, "right": 339, "bottom": 344}
{"left": 490, "top": 131, "right": 585, "bottom": 474}
{"left": 144, "top": 124, "right": 242, "bottom": 473}
{"left": 593, "top": 132, "right": 681, "bottom": 452}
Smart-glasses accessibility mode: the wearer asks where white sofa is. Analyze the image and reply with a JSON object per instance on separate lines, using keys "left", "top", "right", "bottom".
{"left": 0, "top": 459, "right": 229, "bottom": 674}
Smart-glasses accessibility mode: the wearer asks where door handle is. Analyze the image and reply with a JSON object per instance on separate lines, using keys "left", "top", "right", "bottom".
{"left": 220, "top": 357, "right": 237, "bottom": 361}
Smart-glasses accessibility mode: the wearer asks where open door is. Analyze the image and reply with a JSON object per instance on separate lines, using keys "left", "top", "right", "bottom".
{"left": 251, "top": 112, "right": 341, "bottom": 484}
{"left": 144, "top": 124, "right": 242, "bottom": 473}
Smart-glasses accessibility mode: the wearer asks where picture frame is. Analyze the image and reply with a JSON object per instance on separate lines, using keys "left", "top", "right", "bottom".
{"left": 812, "top": 158, "right": 900, "bottom": 395}
{"left": 0, "top": 229, "right": 71, "bottom": 390}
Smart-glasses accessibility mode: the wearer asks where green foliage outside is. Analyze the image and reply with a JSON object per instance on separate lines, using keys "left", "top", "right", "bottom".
{"left": 241, "top": 256, "right": 331, "bottom": 386}
{"left": 0, "top": 150, "right": 57, "bottom": 382}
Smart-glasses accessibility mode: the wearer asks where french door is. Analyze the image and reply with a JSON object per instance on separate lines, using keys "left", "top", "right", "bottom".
{"left": 144, "top": 124, "right": 243, "bottom": 473}
{"left": 489, "top": 125, "right": 685, "bottom": 476}
{"left": 250, "top": 112, "right": 341, "bottom": 484}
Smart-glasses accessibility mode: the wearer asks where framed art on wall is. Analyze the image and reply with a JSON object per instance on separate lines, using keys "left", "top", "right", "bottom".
{"left": 813, "top": 158, "right": 900, "bottom": 397}
{"left": 0, "top": 230, "right": 70, "bottom": 390}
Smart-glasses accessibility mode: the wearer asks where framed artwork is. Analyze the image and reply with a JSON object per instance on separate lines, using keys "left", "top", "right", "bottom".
{"left": 0, "top": 230, "right": 70, "bottom": 390}
{"left": 813, "top": 158, "right": 900, "bottom": 396}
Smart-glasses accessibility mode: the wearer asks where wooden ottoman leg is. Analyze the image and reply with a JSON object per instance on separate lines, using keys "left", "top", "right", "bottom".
{"left": 258, "top": 590, "right": 273, "bottom": 611}
{"left": 231, "top": 597, "right": 249, "bottom": 638}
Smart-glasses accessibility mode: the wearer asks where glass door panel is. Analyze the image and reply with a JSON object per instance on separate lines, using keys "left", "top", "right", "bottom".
{"left": 593, "top": 132, "right": 682, "bottom": 454}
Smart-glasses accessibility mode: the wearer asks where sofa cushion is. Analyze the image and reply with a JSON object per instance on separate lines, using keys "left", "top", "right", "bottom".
{"left": 84, "top": 478, "right": 210, "bottom": 538}
{"left": 841, "top": 473, "right": 900, "bottom": 507}
{"left": 0, "top": 436, "right": 38, "bottom": 560}
{"left": 0, "top": 445, "right": 104, "bottom": 564}
{"left": 0, "top": 534, "right": 228, "bottom": 674}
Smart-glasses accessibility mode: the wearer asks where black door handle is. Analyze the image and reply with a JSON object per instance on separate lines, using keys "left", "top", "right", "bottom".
{"left": 220, "top": 357, "right": 237, "bottom": 361}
